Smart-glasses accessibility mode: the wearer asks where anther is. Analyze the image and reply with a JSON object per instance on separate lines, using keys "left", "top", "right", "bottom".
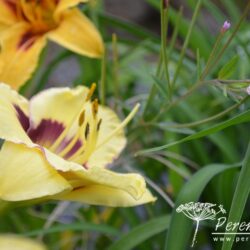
{"left": 97, "top": 119, "right": 102, "bottom": 131}
{"left": 85, "top": 123, "right": 90, "bottom": 140}
{"left": 78, "top": 110, "right": 85, "bottom": 126}
{"left": 86, "top": 83, "right": 97, "bottom": 101}
{"left": 92, "top": 98, "right": 99, "bottom": 118}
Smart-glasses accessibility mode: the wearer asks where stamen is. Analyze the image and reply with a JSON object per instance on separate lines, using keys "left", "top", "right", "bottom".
{"left": 49, "top": 111, "right": 80, "bottom": 152}
{"left": 58, "top": 111, "right": 86, "bottom": 157}
{"left": 96, "top": 103, "right": 140, "bottom": 149}
{"left": 92, "top": 98, "right": 99, "bottom": 118}
{"left": 78, "top": 110, "right": 85, "bottom": 126}
{"left": 97, "top": 119, "right": 102, "bottom": 131}
{"left": 86, "top": 83, "right": 96, "bottom": 101}
{"left": 72, "top": 109, "right": 100, "bottom": 164}
{"left": 58, "top": 131, "right": 81, "bottom": 157}
{"left": 85, "top": 123, "right": 90, "bottom": 140}
{"left": 50, "top": 101, "right": 88, "bottom": 152}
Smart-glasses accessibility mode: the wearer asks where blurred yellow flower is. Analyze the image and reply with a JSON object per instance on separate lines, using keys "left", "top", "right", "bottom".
{"left": 0, "top": 234, "right": 47, "bottom": 250}
{"left": 0, "top": 0, "right": 104, "bottom": 89}
{"left": 0, "top": 83, "right": 156, "bottom": 207}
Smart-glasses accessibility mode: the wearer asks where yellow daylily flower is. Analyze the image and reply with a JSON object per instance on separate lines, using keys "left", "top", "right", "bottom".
{"left": 0, "top": 234, "right": 47, "bottom": 250}
{"left": 0, "top": 0, "right": 104, "bottom": 90}
{"left": 0, "top": 83, "right": 156, "bottom": 207}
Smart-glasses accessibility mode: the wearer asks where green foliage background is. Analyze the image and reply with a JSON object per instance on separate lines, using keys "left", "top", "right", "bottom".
{"left": 3, "top": 0, "right": 250, "bottom": 249}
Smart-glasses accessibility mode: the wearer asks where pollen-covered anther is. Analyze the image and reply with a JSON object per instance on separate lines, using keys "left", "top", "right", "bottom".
{"left": 85, "top": 123, "right": 90, "bottom": 140}
{"left": 97, "top": 119, "right": 102, "bottom": 131}
{"left": 92, "top": 98, "right": 99, "bottom": 118}
{"left": 78, "top": 110, "right": 85, "bottom": 126}
{"left": 86, "top": 83, "right": 97, "bottom": 101}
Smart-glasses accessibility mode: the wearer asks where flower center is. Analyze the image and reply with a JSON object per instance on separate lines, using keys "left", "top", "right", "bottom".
{"left": 16, "top": 0, "right": 58, "bottom": 33}
{"left": 14, "top": 84, "right": 140, "bottom": 168}
{"left": 28, "top": 84, "right": 102, "bottom": 166}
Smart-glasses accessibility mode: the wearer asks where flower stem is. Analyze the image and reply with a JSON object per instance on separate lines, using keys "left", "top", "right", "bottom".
{"left": 100, "top": 50, "right": 106, "bottom": 105}
{"left": 160, "top": 0, "right": 171, "bottom": 98}
{"left": 171, "top": 0, "right": 202, "bottom": 89}
{"left": 112, "top": 33, "right": 120, "bottom": 101}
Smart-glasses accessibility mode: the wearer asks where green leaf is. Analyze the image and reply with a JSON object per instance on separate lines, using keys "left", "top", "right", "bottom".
{"left": 165, "top": 163, "right": 241, "bottom": 250}
{"left": 146, "top": 0, "right": 211, "bottom": 59}
{"left": 152, "top": 75, "right": 168, "bottom": 98}
{"left": 136, "top": 110, "right": 250, "bottom": 155}
{"left": 222, "top": 141, "right": 250, "bottom": 250}
{"left": 23, "top": 223, "right": 119, "bottom": 237}
{"left": 98, "top": 12, "right": 159, "bottom": 43}
{"left": 218, "top": 55, "right": 239, "bottom": 80}
{"left": 109, "top": 215, "right": 170, "bottom": 250}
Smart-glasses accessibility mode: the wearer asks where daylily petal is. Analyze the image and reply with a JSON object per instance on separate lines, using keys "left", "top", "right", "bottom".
{"left": 37, "top": 148, "right": 156, "bottom": 206}
{"left": 0, "top": 22, "right": 8, "bottom": 33}
{"left": 57, "top": 184, "right": 156, "bottom": 207}
{"left": 29, "top": 86, "right": 89, "bottom": 128}
{"left": 87, "top": 106, "right": 127, "bottom": 168}
{"left": 54, "top": 0, "right": 88, "bottom": 20}
{"left": 0, "top": 23, "right": 46, "bottom": 89}
{"left": 0, "top": 0, "right": 18, "bottom": 25}
{"left": 48, "top": 9, "right": 104, "bottom": 58}
{"left": 0, "top": 234, "right": 47, "bottom": 250}
{"left": 0, "top": 142, "right": 71, "bottom": 201}
{"left": 0, "top": 83, "right": 31, "bottom": 144}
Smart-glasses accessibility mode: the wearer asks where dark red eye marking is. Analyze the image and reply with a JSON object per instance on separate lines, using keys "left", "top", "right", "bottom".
{"left": 14, "top": 104, "right": 30, "bottom": 131}
{"left": 17, "top": 31, "right": 37, "bottom": 51}
{"left": 3, "top": 0, "right": 17, "bottom": 15}
{"left": 28, "top": 119, "right": 65, "bottom": 146}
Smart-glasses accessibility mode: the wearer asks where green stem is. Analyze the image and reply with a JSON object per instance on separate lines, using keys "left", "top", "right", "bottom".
{"left": 100, "top": 50, "right": 106, "bottom": 105}
{"left": 200, "top": 32, "right": 224, "bottom": 80}
{"left": 150, "top": 0, "right": 249, "bottom": 122}
{"left": 218, "top": 79, "right": 250, "bottom": 84}
{"left": 206, "top": 1, "right": 250, "bottom": 76}
{"left": 160, "top": 1, "right": 171, "bottom": 97}
{"left": 142, "top": 0, "right": 169, "bottom": 119}
{"left": 142, "top": 56, "right": 162, "bottom": 119}
{"left": 168, "top": 6, "right": 183, "bottom": 59}
{"left": 151, "top": 81, "right": 205, "bottom": 122}
{"left": 171, "top": 0, "right": 203, "bottom": 88}
{"left": 112, "top": 33, "right": 120, "bottom": 101}
{"left": 160, "top": 96, "right": 249, "bottom": 128}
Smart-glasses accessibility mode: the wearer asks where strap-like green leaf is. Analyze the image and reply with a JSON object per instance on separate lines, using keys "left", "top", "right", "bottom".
{"left": 109, "top": 215, "right": 170, "bottom": 250}
{"left": 137, "top": 110, "right": 250, "bottom": 155}
{"left": 222, "top": 141, "right": 250, "bottom": 250}
{"left": 165, "top": 163, "right": 241, "bottom": 250}
{"left": 23, "top": 222, "right": 119, "bottom": 237}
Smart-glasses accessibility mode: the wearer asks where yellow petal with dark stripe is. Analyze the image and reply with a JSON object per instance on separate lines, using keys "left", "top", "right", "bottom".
{"left": 0, "top": 83, "right": 31, "bottom": 144}
{"left": 0, "top": 23, "right": 46, "bottom": 89}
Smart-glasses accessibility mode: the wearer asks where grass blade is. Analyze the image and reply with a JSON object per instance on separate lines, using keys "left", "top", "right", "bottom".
{"left": 222, "top": 141, "right": 250, "bottom": 250}
{"left": 23, "top": 222, "right": 119, "bottom": 237}
{"left": 136, "top": 110, "right": 250, "bottom": 155}
{"left": 108, "top": 215, "right": 170, "bottom": 250}
{"left": 165, "top": 163, "right": 241, "bottom": 250}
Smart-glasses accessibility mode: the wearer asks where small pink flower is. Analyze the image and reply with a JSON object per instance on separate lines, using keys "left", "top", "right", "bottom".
{"left": 221, "top": 21, "right": 231, "bottom": 33}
